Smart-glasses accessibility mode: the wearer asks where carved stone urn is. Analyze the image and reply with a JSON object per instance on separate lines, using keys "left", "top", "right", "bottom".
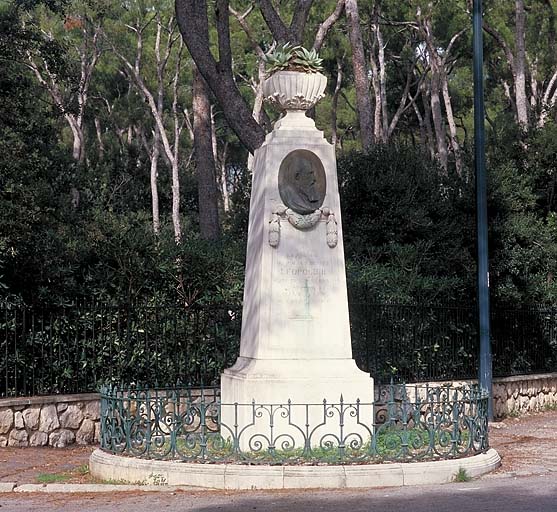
{"left": 263, "top": 71, "right": 327, "bottom": 128}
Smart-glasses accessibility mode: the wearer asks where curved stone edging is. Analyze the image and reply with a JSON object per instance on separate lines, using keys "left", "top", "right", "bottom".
{"left": 89, "top": 448, "right": 501, "bottom": 489}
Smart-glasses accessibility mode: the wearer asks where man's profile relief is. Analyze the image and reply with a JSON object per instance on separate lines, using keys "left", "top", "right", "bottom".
{"left": 278, "top": 150, "right": 326, "bottom": 215}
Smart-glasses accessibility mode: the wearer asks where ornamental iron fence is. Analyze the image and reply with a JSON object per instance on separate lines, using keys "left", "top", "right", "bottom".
{"left": 99, "top": 383, "right": 489, "bottom": 464}
{"left": 350, "top": 303, "right": 478, "bottom": 383}
{"left": 1, "top": 304, "right": 240, "bottom": 398}
{"left": 2, "top": 302, "right": 557, "bottom": 398}
{"left": 350, "top": 304, "right": 557, "bottom": 383}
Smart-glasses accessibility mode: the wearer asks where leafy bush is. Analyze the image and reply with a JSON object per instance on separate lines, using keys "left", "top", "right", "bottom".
{"left": 338, "top": 144, "right": 476, "bottom": 303}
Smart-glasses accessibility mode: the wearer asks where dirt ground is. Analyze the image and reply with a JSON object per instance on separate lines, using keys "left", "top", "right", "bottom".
{"left": 488, "top": 409, "right": 557, "bottom": 477}
{"left": 1, "top": 410, "right": 556, "bottom": 485}
{"left": 0, "top": 445, "right": 95, "bottom": 484}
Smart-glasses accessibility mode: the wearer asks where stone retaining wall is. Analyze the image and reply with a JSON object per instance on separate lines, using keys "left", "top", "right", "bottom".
{"left": 0, "top": 393, "right": 100, "bottom": 448}
{"left": 491, "top": 373, "right": 557, "bottom": 418}
{"left": 388, "top": 372, "right": 557, "bottom": 419}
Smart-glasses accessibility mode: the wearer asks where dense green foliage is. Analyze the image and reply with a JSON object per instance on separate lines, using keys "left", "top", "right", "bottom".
{"left": 339, "top": 146, "right": 475, "bottom": 303}
{"left": 340, "top": 133, "right": 557, "bottom": 306}
{"left": 1, "top": 0, "right": 557, "bottom": 311}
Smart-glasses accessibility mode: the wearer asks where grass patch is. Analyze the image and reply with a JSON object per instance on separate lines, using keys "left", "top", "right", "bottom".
{"left": 130, "top": 424, "right": 474, "bottom": 464}
{"left": 36, "top": 464, "right": 90, "bottom": 485}
{"left": 74, "top": 464, "right": 89, "bottom": 476}
{"left": 454, "top": 467, "right": 471, "bottom": 482}
{"left": 100, "top": 478, "right": 141, "bottom": 485}
{"left": 169, "top": 426, "right": 469, "bottom": 462}
{"left": 36, "top": 473, "right": 71, "bottom": 484}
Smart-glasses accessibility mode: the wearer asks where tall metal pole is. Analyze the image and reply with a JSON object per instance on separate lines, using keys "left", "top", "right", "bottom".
{"left": 473, "top": 0, "right": 493, "bottom": 420}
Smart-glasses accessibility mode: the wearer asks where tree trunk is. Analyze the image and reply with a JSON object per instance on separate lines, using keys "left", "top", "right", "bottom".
{"left": 515, "top": 0, "right": 529, "bottom": 129}
{"left": 252, "top": 59, "right": 267, "bottom": 128}
{"left": 373, "top": 4, "right": 388, "bottom": 142}
{"left": 345, "top": 0, "right": 374, "bottom": 150}
{"left": 220, "top": 141, "right": 230, "bottom": 212}
{"left": 150, "top": 129, "right": 161, "bottom": 235}
{"left": 68, "top": 118, "right": 85, "bottom": 162}
{"left": 170, "top": 157, "right": 182, "bottom": 243}
{"left": 441, "top": 70, "right": 462, "bottom": 174}
{"left": 420, "top": 88, "right": 436, "bottom": 159}
{"left": 369, "top": 49, "right": 383, "bottom": 143}
{"left": 412, "top": 100, "right": 429, "bottom": 155}
{"left": 193, "top": 68, "right": 221, "bottom": 241}
{"left": 176, "top": 0, "right": 265, "bottom": 153}
{"left": 94, "top": 116, "right": 104, "bottom": 160}
{"left": 539, "top": 69, "right": 557, "bottom": 127}
{"left": 211, "top": 107, "right": 230, "bottom": 212}
{"left": 429, "top": 68, "right": 448, "bottom": 170}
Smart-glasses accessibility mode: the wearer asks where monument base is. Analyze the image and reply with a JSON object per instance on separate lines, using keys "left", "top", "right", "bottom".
{"left": 221, "top": 357, "right": 373, "bottom": 404}
{"left": 220, "top": 358, "right": 373, "bottom": 451}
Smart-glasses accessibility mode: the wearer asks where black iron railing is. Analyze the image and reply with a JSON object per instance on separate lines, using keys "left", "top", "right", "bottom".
{"left": 2, "top": 302, "right": 557, "bottom": 398}
{"left": 350, "top": 303, "right": 478, "bottom": 383}
{"left": 350, "top": 303, "right": 557, "bottom": 383}
{"left": 0, "top": 304, "right": 241, "bottom": 397}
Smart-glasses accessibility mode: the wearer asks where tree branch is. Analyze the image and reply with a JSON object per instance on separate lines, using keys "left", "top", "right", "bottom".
{"left": 483, "top": 20, "right": 515, "bottom": 70}
{"left": 313, "top": 0, "right": 345, "bottom": 51}
{"left": 215, "top": 0, "right": 232, "bottom": 72}
{"left": 388, "top": 58, "right": 423, "bottom": 137}
{"left": 257, "top": 0, "right": 292, "bottom": 43}
{"left": 176, "top": 0, "right": 265, "bottom": 152}
{"left": 543, "top": 68, "right": 557, "bottom": 106}
{"left": 230, "top": 5, "right": 266, "bottom": 57}
{"left": 443, "top": 27, "right": 467, "bottom": 66}
{"left": 290, "top": 0, "right": 314, "bottom": 44}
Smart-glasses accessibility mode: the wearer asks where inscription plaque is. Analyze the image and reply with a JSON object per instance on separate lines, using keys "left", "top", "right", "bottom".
{"left": 273, "top": 249, "right": 332, "bottom": 322}
{"left": 278, "top": 150, "right": 326, "bottom": 214}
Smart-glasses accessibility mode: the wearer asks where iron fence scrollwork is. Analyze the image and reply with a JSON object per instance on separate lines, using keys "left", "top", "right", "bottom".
{"left": 100, "top": 383, "right": 489, "bottom": 464}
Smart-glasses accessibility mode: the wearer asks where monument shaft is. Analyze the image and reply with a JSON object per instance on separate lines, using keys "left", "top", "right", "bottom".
{"left": 221, "top": 110, "right": 373, "bottom": 408}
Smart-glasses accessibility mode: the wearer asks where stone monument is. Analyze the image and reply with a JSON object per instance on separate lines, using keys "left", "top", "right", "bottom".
{"left": 220, "top": 71, "right": 373, "bottom": 438}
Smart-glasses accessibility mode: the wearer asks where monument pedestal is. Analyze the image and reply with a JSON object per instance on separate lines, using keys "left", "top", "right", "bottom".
{"left": 222, "top": 358, "right": 371, "bottom": 404}
{"left": 221, "top": 101, "right": 373, "bottom": 445}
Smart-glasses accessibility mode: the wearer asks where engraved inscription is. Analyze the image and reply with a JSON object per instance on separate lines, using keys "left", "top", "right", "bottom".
{"left": 274, "top": 253, "right": 331, "bottom": 319}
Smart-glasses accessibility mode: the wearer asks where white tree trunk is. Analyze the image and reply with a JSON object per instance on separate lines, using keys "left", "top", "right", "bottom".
{"left": 150, "top": 130, "right": 161, "bottom": 235}
{"left": 515, "top": 0, "right": 529, "bottom": 129}
{"left": 220, "top": 141, "right": 230, "bottom": 212}
{"left": 429, "top": 69, "right": 448, "bottom": 170}
{"left": 441, "top": 71, "right": 462, "bottom": 174}
{"left": 375, "top": 16, "right": 388, "bottom": 141}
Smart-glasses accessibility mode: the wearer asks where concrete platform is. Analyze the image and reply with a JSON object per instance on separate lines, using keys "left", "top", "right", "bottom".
{"left": 89, "top": 448, "right": 501, "bottom": 490}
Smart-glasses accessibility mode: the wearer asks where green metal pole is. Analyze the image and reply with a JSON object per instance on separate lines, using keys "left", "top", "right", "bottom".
{"left": 473, "top": 0, "right": 493, "bottom": 420}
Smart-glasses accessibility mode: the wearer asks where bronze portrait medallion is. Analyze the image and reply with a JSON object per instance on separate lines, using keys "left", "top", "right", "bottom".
{"left": 278, "top": 150, "right": 326, "bottom": 215}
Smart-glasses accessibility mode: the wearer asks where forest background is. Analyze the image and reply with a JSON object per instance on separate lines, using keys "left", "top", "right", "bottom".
{"left": 2, "top": 0, "right": 557, "bottom": 311}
